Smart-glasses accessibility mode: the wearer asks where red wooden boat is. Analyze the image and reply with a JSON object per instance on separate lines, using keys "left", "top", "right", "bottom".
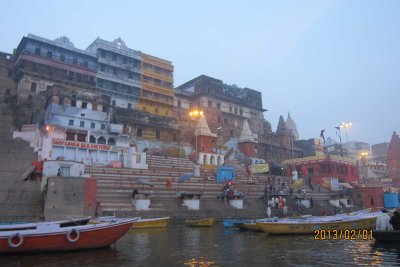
{"left": 0, "top": 216, "right": 91, "bottom": 231}
{"left": 0, "top": 218, "right": 136, "bottom": 253}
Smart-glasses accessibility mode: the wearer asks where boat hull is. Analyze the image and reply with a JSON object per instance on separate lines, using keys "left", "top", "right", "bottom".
{"left": 185, "top": 218, "right": 214, "bottom": 227}
{"left": 0, "top": 219, "right": 134, "bottom": 253}
{"left": 373, "top": 230, "right": 400, "bottom": 242}
{"left": 131, "top": 217, "right": 170, "bottom": 229}
{"left": 256, "top": 217, "right": 376, "bottom": 235}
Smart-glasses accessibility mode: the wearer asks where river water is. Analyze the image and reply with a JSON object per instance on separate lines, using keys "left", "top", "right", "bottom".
{"left": 2, "top": 224, "right": 400, "bottom": 266}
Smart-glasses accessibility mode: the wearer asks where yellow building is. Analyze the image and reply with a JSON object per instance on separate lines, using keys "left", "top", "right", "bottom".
{"left": 138, "top": 53, "right": 174, "bottom": 117}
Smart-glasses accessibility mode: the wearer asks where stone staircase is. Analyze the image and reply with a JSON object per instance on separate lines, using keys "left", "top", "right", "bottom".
{"left": 0, "top": 102, "right": 42, "bottom": 222}
{"left": 87, "top": 155, "right": 296, "bottom": 220}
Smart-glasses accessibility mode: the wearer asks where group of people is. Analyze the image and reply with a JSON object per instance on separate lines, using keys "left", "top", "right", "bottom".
{"left": 376, "top": 209, "right": 400, "bottom": 230}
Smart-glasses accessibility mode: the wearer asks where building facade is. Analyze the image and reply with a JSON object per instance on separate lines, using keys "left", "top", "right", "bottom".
{"left": 174, "top": 75, "right": 299, "bottom": 163}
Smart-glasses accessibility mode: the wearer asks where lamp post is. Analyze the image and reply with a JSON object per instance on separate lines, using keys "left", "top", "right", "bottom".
{"left": 360, "top": 151, "right": 368, "bottom": 181}
{"left": 340, "top": 121, "right": 352, "bottom": 144}
{"left": 189, "top": 109, "right": 204, "bottom": 163}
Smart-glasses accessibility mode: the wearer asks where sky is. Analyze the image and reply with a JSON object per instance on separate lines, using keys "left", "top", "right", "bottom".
{"left": 1, "top": 0, "right": 399, "bottom": 145}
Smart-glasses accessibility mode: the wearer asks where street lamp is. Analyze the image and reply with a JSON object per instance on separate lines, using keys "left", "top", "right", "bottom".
{"left": 360, "top": 151, "right": 368, "bottom": 181}
{"left": 189, "top": 109, "right": 204, "bottom": 163}
{"left": 340, "top": 121, "right": 352, "bottom": 144}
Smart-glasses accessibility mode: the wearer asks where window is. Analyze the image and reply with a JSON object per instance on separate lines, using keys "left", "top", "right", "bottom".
{"left": 77, "top": 133, "right": 86, "bottom": 142}
{"left": 59, "top": 166, "right": 70, "bottom": 177}
{"left": 60, "top": 54, "right": 65, "bottom": 61}
{"left": 177, "top": 100, "right": 181, "bottom": 108}
{"left": 108, "top": 138, "right": 116, "bottom": 145}
{"left": 112, "top": 100, "right": 116, "bottom": 106}
{"left": 66, "top": 132, "right": 75, "bottom": 141}
{"left": 112, "top": 53, "right": 116, "bottom": 61}
{"left": 128, "top": 103, "right": 132, "bottom": 109}
{"left": 230, "top": 130, "right": 234, "bottom": 137}
{"left": 239, "top": 109, "right": 243, "bottom": 116}
{"left": 123, "top": 57, "right": 127, "bottom": 64}
{"left": 128, "top": 72, "right": 133, "bottom": 79}
{"left": 59, "top": 97, "right": 64, "bottom": 105}
{"left": 90, "top": 122, "right": 95, "bottom": 129}
{"left": 35, "top": 48, "right": 40, "bottom": 55}
{"left": 80, "top": 121, "right": 85, "bottom": 127}
{"left": 234, "top": 107, "right": 238, "bottom": 114}
{"left": 224, "top": 118, "right": 228, "bottom": 124}
{"left": 101, "top": 124, "right": 106, "bottom": 130}
{"left": 89, "top": 135, "right": 96, "bottom": 143}
{"left": 100, "top": 64, "right": 105, "bottom": 72}
{"left": 81, "top": 102, "right": 87, "bottom": 109}
{"left": 47, "top": 51, "right": 52, "bottom": 59}
{"left": 97, "top": 137, "right": 106, "bottom": 144}
{"left": 30, "top": 82, "right": 37, "bottom": 92}
{"left": 83, "top": 61, "right": 88, "bottom": 68}
{"left": 173, "top": 134, "right": 177, "bottom": 142}
{"left": 73, "top": 58, "right": 78, "bottom": 65}
{"left": 218, "top": 117, "right": 221, "bottom": 123}
{"left": 155, "top": 130, "right": 161, "bottom": 140}
{"left": 208, "top": 100, "right": 212, "bottom": 107}
{"left": 137, "top": 128, "right": 142, "bottom": 137}
{"left": 229, "top": 106, "right": 232, "bottom": 112}
{"left": 101, "top": 50, "right": 106, "bottom": 58}
{"left": 217, "top": 103, "right": 221, "bottom": 110}
{"left": 69, "top": 119, "right": 74, "bottom": 126}
{"left": 113, "top": 68, "right": 117, "bottom": 76}
{"left": 71, "top": 100, "right": 76, "bottom": 107}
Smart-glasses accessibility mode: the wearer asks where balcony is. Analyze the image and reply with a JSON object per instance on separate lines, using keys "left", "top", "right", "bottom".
{"left": 141, "top": 82, "right": 174, "bottom": 96}
{"left": 96, "top": 72, "right": 141, "bottom": 88}
{"left": 141, "top": 54, "right": 173, "bottom": 71}
{"left": 140, "top": 95, "right": 173, "bottom": 106}
{"left": 142, "top": 68, "right": 173, "bottom": 83}
{"left": 98, "top": 57, "right": 141, "bottom": 73}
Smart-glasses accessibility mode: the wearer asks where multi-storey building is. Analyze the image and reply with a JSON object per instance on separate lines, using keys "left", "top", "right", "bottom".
{"left": 12, "top": 34, "right": 98, "bottom": 126}
{"left": 139, "top": 53, "right": 174, "bottom": 117}
{"left": 0, "top": 52, "right": 16, "bottom": 103}
{"left": 85, "top": 38, "right": 141, "bottom": 109}
{"left": 174, "top": 75, "right": 300, "bottom": 163}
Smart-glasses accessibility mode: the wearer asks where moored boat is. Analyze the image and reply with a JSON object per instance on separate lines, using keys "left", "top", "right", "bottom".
{"left": 223, "top": 219, "right": 253, "bottom": 228}
{"left": 372, "top": 230, "right": 400, "bottom": 242}
{"left": 0, "top": 218, "right": 136, "bottom": 253}
{"left": 0, "top": 217, "right": 91, "bottom": 231}
{"left": 132, "top": 217, "right": 170, "bottom": 229}
{"left": 225, "top": 217, "right": 279, "bottom": 229}
{"left": 256, "top": 212, "right": 380, "bottom": 235}
{"left": 234, "top": 218, "right": 278, "bottom": 231}
{"left": 185, "top": 218, "right": 214, "bottom": 227}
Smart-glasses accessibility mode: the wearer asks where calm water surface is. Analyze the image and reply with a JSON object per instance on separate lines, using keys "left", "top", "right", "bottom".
{"left": 3, "top": 224, "right": 400, "bottom": 266}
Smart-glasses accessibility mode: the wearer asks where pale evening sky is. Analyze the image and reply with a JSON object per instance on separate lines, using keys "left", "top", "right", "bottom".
{"left": 1, "top": 0, "right": 399, "bottom": 145}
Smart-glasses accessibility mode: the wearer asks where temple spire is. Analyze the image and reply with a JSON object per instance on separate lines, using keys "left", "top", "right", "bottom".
{"left": 195, "top": 115, "right": 217, "bottom": 137}
{"left": 239, "top": 119, "right": 256, "bottom": 143}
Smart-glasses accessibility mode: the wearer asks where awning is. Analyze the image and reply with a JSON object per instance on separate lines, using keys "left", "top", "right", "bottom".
{"left": 341, "top": 183, "right": 353, "bottom": 189}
